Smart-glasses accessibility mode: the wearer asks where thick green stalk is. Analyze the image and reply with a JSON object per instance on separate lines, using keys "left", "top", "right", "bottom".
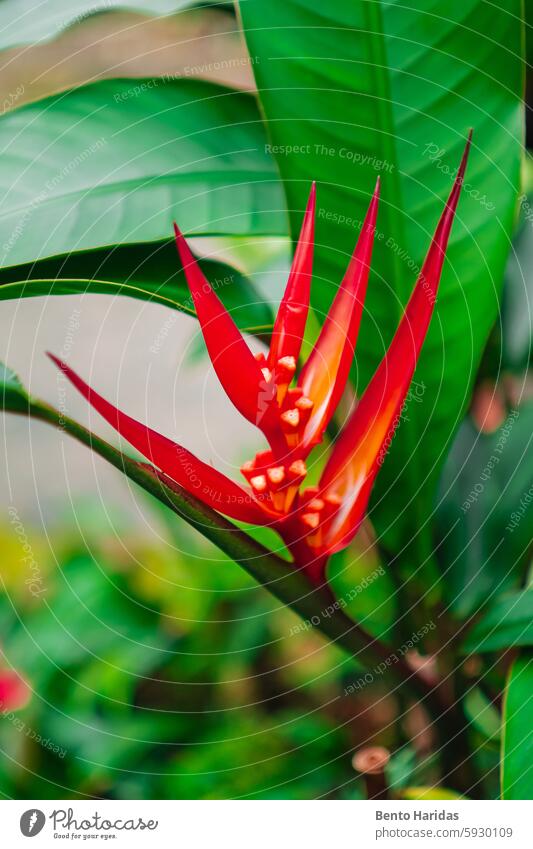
{"left": 6, "top": 392, "right": 466, "bottom": 764}
{"left": 22, "top": 400, "right": 429, "bottom": 677}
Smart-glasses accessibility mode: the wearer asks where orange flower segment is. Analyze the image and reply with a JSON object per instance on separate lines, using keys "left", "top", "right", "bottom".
{"left": 48, "top": 135, "right": 470, "bottom": 586}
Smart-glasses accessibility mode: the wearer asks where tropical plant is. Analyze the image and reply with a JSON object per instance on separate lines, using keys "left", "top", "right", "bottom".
{"left": 0, "top": 0, "right": 530, "bottom": 801}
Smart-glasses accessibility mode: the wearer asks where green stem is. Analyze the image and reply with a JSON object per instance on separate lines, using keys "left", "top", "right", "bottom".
{"left": 12, "top": 396, "right": 456, "bottom": 742}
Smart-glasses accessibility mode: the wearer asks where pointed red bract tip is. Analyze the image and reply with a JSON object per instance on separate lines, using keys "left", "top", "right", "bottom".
{"left": 319, "top": 134, "right": 471, "bottom": 553}
{"left": 46, "top": 353, "right": 268, "bottom": 526}
{"left": 173, "top": 224, "right": 266, "bottom": 429}
{"left": 267, "top": 182, "right": 316, "bottom": 368}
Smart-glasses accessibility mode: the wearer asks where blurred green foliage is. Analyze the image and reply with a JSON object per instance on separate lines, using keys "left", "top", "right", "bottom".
{"left": 0, "top": 512, "right": 371, "bottom": 799}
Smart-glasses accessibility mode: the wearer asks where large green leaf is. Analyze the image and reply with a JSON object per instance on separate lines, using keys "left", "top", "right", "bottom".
{"left": 436, "top": 403, "right": 533, "bottom": 618}
{"left": 0, "top": 78, "right": 285, "bottom": 271}
{"left": 0, "top": 241, "right": 273, "bottom": 332}
{"left": 501, "top": 653, "right": 533, "bottom": 799}
{"left": 0, "top": 1, "right": 197, "bottom": 48}
{"left": 462, "top": 589, "right": 533, "bottom": 654}
{"left": 239, "top": 0, "right": 523, "bottom": 578}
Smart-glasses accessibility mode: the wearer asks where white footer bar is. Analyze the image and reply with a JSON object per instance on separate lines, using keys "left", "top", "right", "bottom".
{"left": 1, "top": 799, "right": 530, "bottom": 848}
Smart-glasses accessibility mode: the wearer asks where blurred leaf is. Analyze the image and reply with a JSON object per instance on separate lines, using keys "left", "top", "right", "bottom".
{"left": 1, "top": 546, "right": 187, "bottom": 789}
{"left": 44, "top": 707, "right": 181, "bottom": 782}
{"left": 0, "top": 0, "right": 204, "bottom": 48}
{"left": 501, "top": 652, "right": 533, "bottom": 799}
{"left": 328, "top": 538, "right": 395, "bottom": 640}
{"left": 164, "top": 715, "right": 286, "bottom": 799}
{"left": 0, "top": 7, "right": 255, "bottom": 114}
{"left": 436, "top": 403, "right": 533, "bottom": 618}
{"left": 0, "top": 78, "right": 285, "bottom": 272}
{"left": 240, "top": 0, "right": 523, "bottom": 582}
{"left": 400, "top": 786, "right": 463, "bottom": 800}
{"left": 163, "top": 710, "right": 349, "bottom": 799}
{"left": 0, "top": 362, "right": 29, "bottom": 412}
{"left": 462, "top": 589, "right": 533, "bottom": 654}
{"left": 385, "top": 747, "right": 440, "bottom": 794}
{"left": 128, "top": 544, "right": 216, "bottom": 632}
{"left": 526, "top": 2, "right": 533, "bottom": 69}
{"left": 464, "top": 688, "right": 501, "bottom": 742}
{"left": 0, "top": 523, "right": 52, "bottom": 603}
{"left": 5, "top": 555, "right": 174, "bottom": 689}
{"left": 274, "top": 606, "right": 355, "bottom": 695}
{"left": 386, "top": 747, "right": 417, "bottom": 791}
{"left": 472, "top": 738, "right": 501, "bottom": 800}
{"left": 0, "top": 243, "right": 273, "bottom": 333}
{"left": 501, "top": 196, "right": 533, "bottom": 371}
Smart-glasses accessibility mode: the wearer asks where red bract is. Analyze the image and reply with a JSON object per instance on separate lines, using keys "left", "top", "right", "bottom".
{"left": 48, "top": 135, "right": 470, "bottom": 587}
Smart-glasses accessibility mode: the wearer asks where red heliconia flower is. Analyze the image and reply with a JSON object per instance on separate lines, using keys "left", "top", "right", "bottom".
{"left": 48, "top": 135, "right": 471, "bottom": 587}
